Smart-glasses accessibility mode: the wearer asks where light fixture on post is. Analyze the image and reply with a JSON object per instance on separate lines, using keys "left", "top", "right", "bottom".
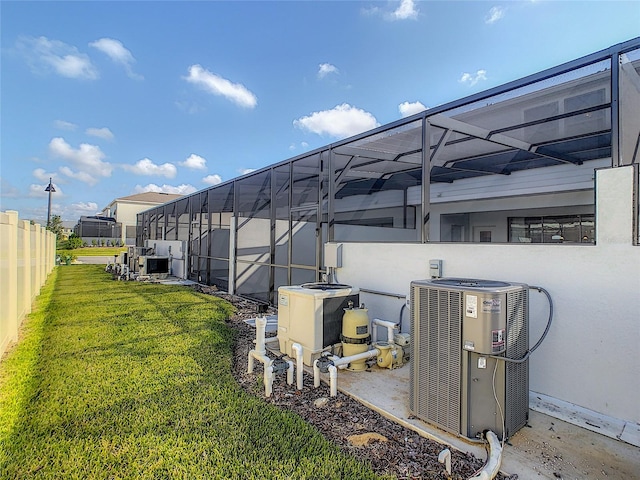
{"left": 44, "top": 177, "right": 56, "bottom": 227}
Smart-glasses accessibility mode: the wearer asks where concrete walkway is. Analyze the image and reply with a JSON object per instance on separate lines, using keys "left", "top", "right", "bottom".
{"left": 317, "top": 363, "right": 640, "bottom": 479}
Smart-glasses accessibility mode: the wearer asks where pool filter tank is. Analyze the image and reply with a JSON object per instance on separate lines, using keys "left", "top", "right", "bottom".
{"left": 341, "top": 302, "right": 371, "bottom": 371}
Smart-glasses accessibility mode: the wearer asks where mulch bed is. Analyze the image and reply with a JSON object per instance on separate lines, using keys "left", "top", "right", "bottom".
{"left": 197, "top": 287, "right": 516, "bottom": 480}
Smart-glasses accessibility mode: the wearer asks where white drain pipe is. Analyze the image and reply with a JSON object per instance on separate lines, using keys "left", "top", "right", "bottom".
{"left": 291, "top": 343, "right": 304, "bottom": 390}
{"left": 247, "top": 316, "right": 274, "bottom": 397}
{"left": 313, "top": 349, "right": 380, "bottom": 396}
{"left": 327, "top": 349, "right": 379, "bottom": 369}
{"left": 313, "top": 359, "right": 321, "bottom": 389}
{"left": 468, "top": 430, "right": 503, "bottom": 480}
{"left": 372, "top": 317, "right": 399, "bottom": 343}
{"left": 328, "top": 365, "right": 338, "bottom": 397}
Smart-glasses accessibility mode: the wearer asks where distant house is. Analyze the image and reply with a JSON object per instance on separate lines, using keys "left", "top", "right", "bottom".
{"left": 74, "top": 216, "right": 121, "bottom": 245}
{"left": 99, "top": 192, "right": 183, "bottom": 245}
{"left": 60, "top": 221, "right": 75, "bottom": 240}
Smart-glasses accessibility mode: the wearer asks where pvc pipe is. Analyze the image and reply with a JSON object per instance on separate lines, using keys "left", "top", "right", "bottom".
{"left": 438, "top": 449, "right": 452, "bottom": 476}
{"left": 248, "top": 350, "right": 271, "bottom": 374}
{"left": 255, "top": 316, "right": 267, "bottom": 355}
{"left": 372, "top": 317, "right": 399, "bottom": 343}
{"left": 327, "top": 349, "right": 379, "bottom": 368}
{"left": 286, "top": 360, "right": 294, "bottom": 386}
{"left": 325, "top": 349, "right": 380, "bottom": 396}
{"left": 313, "top": 359, "right": 321, "bottom": 388}
{"left": 265, "top": 365, "right": 274, "bottom": 397}
{"left": 329, "top": 365, "right": 338, "bottom": 397}
{"left": 468, "top": 431, "right": 503, "bottom": 480}
{"left": 291, "top": 343, "right": 304, "bottom": 390}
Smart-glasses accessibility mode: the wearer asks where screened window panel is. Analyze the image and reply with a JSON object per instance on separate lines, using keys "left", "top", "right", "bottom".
{"left": 291, "top": 208, "right": 317, "bottom": 267}
{"left": 274, "top": 164, "right": 290, "bottom": 266}
{"left": 291, "top": 267, "right": 317, "bottom": 286}
{"left": 236, "top": 171, "right": 271, "bottom": 263}
{"left": 236, "top": 263, "right": 269, "bottom": 303}
{"left": 165, "top": 204, "right": 177, "bottom": 240}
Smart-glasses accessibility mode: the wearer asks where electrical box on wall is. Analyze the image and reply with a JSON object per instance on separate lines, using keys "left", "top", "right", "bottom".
{"left": 429, "top": 259, "right": 443, "bottom": 278}
{"left": 324, "top": 243, "right": 343, "bottom": 268}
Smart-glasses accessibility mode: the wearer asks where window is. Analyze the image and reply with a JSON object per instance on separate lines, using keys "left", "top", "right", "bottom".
{"left": 509, "top": 215, "right": 594, "bottom": 243}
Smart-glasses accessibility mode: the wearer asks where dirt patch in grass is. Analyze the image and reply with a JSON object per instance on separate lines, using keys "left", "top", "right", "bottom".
{"left": 199, "top": 288, "right": 515, "bottom": 480}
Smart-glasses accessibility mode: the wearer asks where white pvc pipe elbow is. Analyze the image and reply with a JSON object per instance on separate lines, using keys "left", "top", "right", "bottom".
{"left": 468, "top": 430, "right": 503, "bottom": 480}
{"left": 372, "top": 317, "right": 399, "bottom": 343}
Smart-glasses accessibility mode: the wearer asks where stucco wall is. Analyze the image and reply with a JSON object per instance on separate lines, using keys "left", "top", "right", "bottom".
{"left": 333, "top": 166, "right": 639, "bottom": 426}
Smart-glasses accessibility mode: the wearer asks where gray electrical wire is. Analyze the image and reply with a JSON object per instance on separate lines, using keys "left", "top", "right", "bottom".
{"left": 490, "top": 285, "right": 553, "bottom": 364}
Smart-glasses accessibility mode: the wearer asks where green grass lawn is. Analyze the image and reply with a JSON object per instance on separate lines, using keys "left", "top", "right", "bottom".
{"left": 0, "top": 265, "right": 384, "bottom": 479}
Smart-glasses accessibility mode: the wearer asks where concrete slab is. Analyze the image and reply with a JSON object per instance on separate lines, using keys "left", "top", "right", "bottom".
{"left": 311, "top": 364, "right": 640, "bottom": 480}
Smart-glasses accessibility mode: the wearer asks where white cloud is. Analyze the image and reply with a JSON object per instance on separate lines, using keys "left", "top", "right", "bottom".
{"left": 391, "top": 0, "right": 419, "bottom": 20}
{"left": 203, "top": 174, "right": 222, "bottom": 185}
{"left": 68, "top": 201, "right": 100, "bottom": 216}
{"left": 29, "top": 183, "right": 64, "bottom": 198}
{"left": 133, "top": 183, "right": 197, "bottom": 195}
{"left": 49, "top": 137, "right": 112, "bottom": 183}
{"left": 293, "top": 103, "right": 379, "bottom": 139}
{"left": 398, "top": 101, "right": 427, "bottom": 117}
{"left": 86, "top": 127, "right": 114, "bottom": 140}
{"left": 239, "top": 168, "right": 256, "bottom": 176}
{"left": 459, "top": 70, "right": 488, "bottom": 86}
{"left": 318, "top": 63, "right": 339, "bottom": 79}
{"left": 485, "top": 6, "right": 505, "bottom": 24}
{"left": 184, "top": 64, "right": 257, "bottom": 109}
{"left": 59, "top": 166, "right": 98, "bottom": 185}
{"left": 54, "top": 120, "right": 77, "bottom": 131}
{"left": 33, "top": 168, "right": 59, "bottom": 183}
{"left": 288, "top": 142, "right": 310, "bottom": 152}
{"left": 179, "top": 153, "right": 207, "bottom": 170}
{"left": 364, "top": 0, "right": 418, "bottom": 20}
{"left": 16, "top": 36, "right": 98, "bottom": 80}
{"left": 122, "top": 158, "right": 177, "bottom": 178}
{"left": 89, "top": 37, "right": 143, "bottom": 80}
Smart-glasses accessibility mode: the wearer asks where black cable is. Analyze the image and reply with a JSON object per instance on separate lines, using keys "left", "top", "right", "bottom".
{"left": 490, "top": 285, "right": 553, "bottom": 364}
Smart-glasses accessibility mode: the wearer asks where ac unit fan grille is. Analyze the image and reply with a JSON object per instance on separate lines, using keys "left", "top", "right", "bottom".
{"left": 411, "top": 286, "right": 462, "bottom": 434}
{"left": 505, "top": 289, "right": 529, "bottom": 435}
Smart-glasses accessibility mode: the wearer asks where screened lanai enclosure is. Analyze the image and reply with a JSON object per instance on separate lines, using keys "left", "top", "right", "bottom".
{"left": 137, "top": 38, "right": 640, "bottom": 304}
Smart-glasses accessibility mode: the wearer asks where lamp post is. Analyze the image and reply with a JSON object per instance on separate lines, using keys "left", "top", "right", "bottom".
{"left": 44, "top": 177, "right": 56, "bottom": 227}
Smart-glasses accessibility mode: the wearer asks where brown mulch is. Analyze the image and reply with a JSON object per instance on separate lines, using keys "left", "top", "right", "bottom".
{"left": 197, "top": 287, "right": 516, "bottom": 480}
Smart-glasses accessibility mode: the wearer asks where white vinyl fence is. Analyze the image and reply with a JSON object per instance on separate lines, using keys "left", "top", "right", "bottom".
{"left": 0, "top": 210, "right": 56, "bottom": 359}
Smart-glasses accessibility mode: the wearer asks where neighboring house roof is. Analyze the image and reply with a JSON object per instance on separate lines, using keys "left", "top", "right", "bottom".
{"left": 111, "top": 192, "right": 183, "bottom": 205}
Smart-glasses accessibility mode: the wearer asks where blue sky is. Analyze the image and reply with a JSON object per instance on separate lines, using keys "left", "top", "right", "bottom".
{"left": 1, "top": 1, "right": 639, "bottom": 222}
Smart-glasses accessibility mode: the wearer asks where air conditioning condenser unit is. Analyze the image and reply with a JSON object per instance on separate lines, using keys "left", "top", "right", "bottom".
{"left": 409, "top": 278, "right": 529, "bottom": 440}
{"left": 277, "top": 283, "right": 359, "bottom": 366}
